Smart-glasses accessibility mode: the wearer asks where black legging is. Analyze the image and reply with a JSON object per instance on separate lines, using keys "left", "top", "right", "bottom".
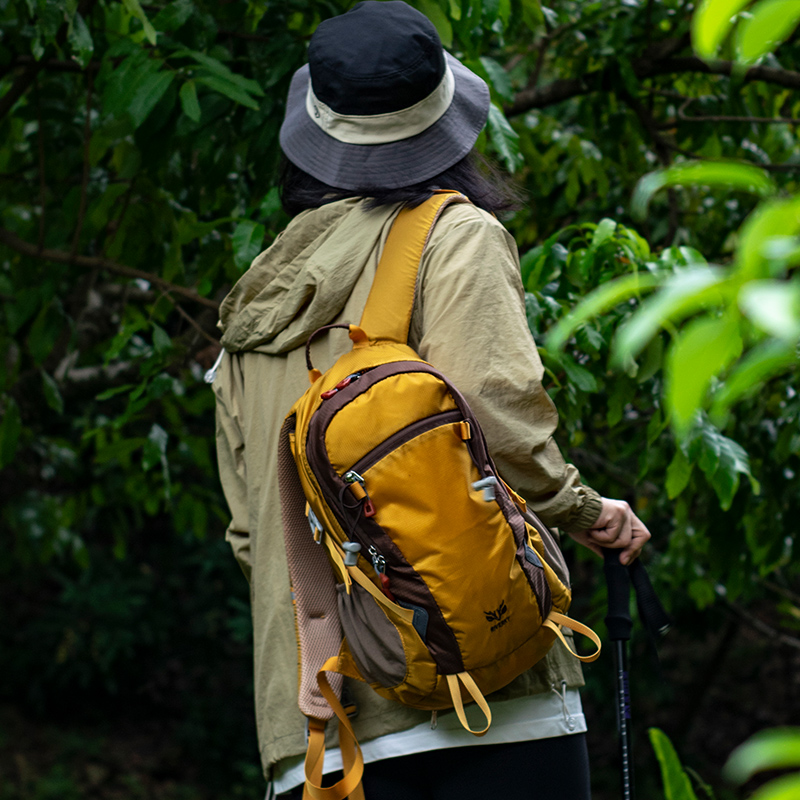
{"left": 279, "top": 733, "right": 591, "bottom": 799}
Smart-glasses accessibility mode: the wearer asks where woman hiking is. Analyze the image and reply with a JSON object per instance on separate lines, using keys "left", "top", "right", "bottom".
{"left": 212, "top": 2, "right": 651, "bottom": 798}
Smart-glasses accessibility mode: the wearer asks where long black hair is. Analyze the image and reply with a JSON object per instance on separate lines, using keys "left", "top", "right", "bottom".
{"left": 278, "top": 150, "right": 524, "bottom": 217}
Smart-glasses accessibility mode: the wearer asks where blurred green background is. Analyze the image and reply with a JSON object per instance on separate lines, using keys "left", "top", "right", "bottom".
{"left": 1, "top": 0, "right": 799, "bottom": 798}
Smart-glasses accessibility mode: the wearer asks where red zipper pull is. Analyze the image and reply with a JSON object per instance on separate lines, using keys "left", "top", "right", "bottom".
{"left": 380, "top": 572, "right": 396, "bottom": 602}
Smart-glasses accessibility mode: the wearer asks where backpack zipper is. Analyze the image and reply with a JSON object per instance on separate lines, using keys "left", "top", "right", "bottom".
{"left": 349, "top": 409, "right": 463, "bottom": 477}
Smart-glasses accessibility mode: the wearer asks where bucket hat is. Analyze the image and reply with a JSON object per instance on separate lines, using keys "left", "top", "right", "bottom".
{"left": 279, "top": 0, "right": 490, "bottom": 191}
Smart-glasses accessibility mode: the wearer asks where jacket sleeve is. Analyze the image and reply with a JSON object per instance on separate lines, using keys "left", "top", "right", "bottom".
{"left": 412, "top": 205, "right": 602, "bottom": 534}
{"left": 213, "top": 352, "right": 253, "bottom": 583}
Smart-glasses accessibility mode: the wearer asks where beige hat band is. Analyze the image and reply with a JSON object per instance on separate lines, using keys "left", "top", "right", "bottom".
{"left": 305, "top": 61, "right": 455, "bottom": 145}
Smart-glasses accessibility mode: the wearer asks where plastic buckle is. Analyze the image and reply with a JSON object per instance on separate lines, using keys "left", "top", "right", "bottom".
{"left": 472, "top": 476, "right": 499, "bottom": 501}
{"left": 307, "top": 507, "right": 324, "bottom": 543}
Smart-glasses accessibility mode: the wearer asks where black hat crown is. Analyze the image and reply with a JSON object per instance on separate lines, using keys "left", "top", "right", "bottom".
{"left": 309, "top": 1, "right": 446, "bottom": 116}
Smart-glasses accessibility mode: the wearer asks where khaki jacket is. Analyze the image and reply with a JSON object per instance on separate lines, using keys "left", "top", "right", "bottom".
{"left": 213, "top": 198, "right": 602, "bottom": 777}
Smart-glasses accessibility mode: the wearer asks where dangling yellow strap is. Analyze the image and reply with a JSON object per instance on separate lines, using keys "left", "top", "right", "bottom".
{"left": 302, "top": 656, "right": 365, "bottom": 800}
{"left": 544, "top": 611, "right": 602, "bottom": 663}
{"left": 445, "top": 672, "right": 492, "bottom": 736}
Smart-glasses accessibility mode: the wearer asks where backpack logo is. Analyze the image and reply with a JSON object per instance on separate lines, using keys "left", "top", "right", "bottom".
{"left": 485, "top": 600, "right": 511, "bottom": 632}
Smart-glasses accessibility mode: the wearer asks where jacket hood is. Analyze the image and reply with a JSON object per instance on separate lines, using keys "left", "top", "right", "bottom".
{"left": 218, "top": 198, "right": 396, "bottom": 354}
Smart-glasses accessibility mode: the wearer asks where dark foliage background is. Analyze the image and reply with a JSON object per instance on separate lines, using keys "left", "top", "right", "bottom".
{"left": 1, "top": 0, "right": 799, "bottom": 797}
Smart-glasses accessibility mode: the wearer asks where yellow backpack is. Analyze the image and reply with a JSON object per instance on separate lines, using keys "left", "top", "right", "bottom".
{"left": 277, "top": 191, "right": 601, "bottom": 800}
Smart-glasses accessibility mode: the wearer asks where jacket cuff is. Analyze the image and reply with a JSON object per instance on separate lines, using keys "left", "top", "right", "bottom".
{"left": 558, "top": 485, "right": 603, "bottom": 534}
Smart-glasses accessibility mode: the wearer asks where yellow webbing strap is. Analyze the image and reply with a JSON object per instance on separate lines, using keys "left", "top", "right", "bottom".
{"left": 359, "top": 191, "right": 468, "bottom": 343}
{"left": 302, "top": 656, "right": 365, "bottom": 800}
{"left": 346, "top": 565, "right": 416, "bottom": 623}
{"left": 445, "top": 672, "right": 492, "bottom": 736}
{"left": 543, "top": 611, "right": 602, "bottom": 663}
{"left": 320, "top": 535, "right": 352, "bottom": 593}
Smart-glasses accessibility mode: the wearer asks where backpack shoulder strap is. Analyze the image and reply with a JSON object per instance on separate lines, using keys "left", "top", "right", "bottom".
{"left": 358, "top": 190, "right": 469, "bottom": 343}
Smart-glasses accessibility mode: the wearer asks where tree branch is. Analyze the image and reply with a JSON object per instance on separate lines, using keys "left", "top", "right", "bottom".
{"left": 10, "top": 55, "right": 102, "bottom": 73}
{"left": 35, "top": 78, "right": 47, "bottom": 253}
{"left": 0, "top": 63, "right": 43, "bottom": 123}
{"left": 506, "top": 51, "right": 800, "bottom": 117}
{"left": 667, "top": 114, "right": 800, "bottom": 125}
{"left": 0, "top": 228, "right": 219, "bottom": 310}
{"left": 723, "top": 597, "right": 800, "bottom": 651}
{"left": 71, "top": 69, "right": 94, "bottom": 258}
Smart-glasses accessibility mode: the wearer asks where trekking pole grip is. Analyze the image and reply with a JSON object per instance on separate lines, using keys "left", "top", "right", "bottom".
{"left": 603, "top": 549, "right": 633, "bottom": 642}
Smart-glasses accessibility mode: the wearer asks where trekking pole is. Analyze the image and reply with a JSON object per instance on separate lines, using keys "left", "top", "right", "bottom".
{"left": 603, "top": 549, "right": 634, "bottom": 800}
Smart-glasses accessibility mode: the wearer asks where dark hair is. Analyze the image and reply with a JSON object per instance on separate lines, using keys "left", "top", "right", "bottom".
{"left": 278, "top": 151, "right": 524, "bottom": 217}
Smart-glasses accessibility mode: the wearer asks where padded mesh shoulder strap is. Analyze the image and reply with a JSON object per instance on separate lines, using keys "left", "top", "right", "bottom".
{"left": 277, "top": 417, "right": 343, "bottom": 719}
{"left": 359, "top": 190, "right": 468, "bottom": 343}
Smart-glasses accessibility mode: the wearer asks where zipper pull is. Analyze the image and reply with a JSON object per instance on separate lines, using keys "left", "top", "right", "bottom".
{"left": 368, "top": 545, "right": 395, "bottom": 601}
{"left": 344, "top": 470, "right": 377, "bottom": 517}
{"left": 321, "top": 372, "right": 363, "bottom": 400}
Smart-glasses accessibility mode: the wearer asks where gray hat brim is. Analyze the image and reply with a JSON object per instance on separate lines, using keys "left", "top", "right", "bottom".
{"left": 279, "top": 52, "right": 490, "bottom": 191}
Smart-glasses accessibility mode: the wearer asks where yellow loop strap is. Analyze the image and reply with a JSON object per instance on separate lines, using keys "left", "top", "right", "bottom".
{"left": 544, "top": 611, "right": 602, "bottom": 663}
{"left": 302, "top": 657, "right": 365, "bottom": 800}
{"left": 445, "top": 672, "right": 492, "bottom": 737}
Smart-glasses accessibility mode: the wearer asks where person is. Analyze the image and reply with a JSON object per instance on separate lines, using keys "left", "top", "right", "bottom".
{"left": 212, "top": 2, "right": 651, "bottom": 798}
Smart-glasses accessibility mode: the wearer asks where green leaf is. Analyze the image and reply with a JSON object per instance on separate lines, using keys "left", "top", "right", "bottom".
{"left": 724, "top": 728, "right": 800, "bottom": 785}
{"left": 68, "top": 12, "right": 94, "bottom": 68}
{"left": 710, "top": 339, "right": 798, "bottom": 419}
{"left": 666, "top": 448, "right": 693, "bottom": 499}
{"left": 737, "top": 197, "right": 800, "bottom": 279}
{"left": 96, "top": 384, "right": 135, "bottom": 401}
{"left": 562, "top": 357, "right": 598, "bottom": 393}
{"left": 128, "top": 70, "right": 174, "bottom": 129}
{"left": 666, "top": 314, "right": 743, "bottom": 435}
{"left": 636, "top": 334, "right": 664, "bottom": 384}
{"left": 259, "top": 187, "right": 282, "bottom": 219}
{"left": 632, "top": 162, "right": 776, "bottom": 220}
{"left": 749, "top": 773, "right": 800, "bottom": 800}
{"left": 711, "top": 433, "right": 756, "bottom": 508}
{"left": 175, "top": 50, "right": 265, "bottom": 97}
{"left": 613, "top": 268, "right": 727, "bottom": 364}
{"left": 122, "top": 0, "right": 158, "bottom": 44}
{"left": 480, "top": 56, "right": 514, "bottom": 101}
{"left": 152, "top": 323, "right": 172, "bottom": 355}
{"left": 0, "top": 396, "right": 22, "bottom": 469}
{"left": 691, "top": 0, "right": 751, "bottom": 59}
{"left": 196, "top": 75, "right": 260, "bottom": 110}
{"left": 546, "top": 272, "right": 661, "bottom": 352}
{"left": 152, "top": 0, "right": 194, "bottom": 32}
{"left": 591, "top": 218, "right": 617, "bottom": 248}
{"left": 649, "top": 727, "right": 699, "bottom": 800}
{"left": 143, "top": 422, "right": 168, "bottom": 471}
{"left": 416, "top": 0, "right": 453, "bottom": 46}
{"left": 27, "top": 302, "right": 64, "bottom": 366}
{"left": 232, "top": 220, "right": 265, "bottom": 270}
{"left": 40, "top": 370, "right": 63, "bottom": 414}
{"left": 179, "top": 80, "right": 202, "bottom": 122}
{"left": 738, "top": 280, "right": 800, "bottom": 341}
{"left": 94, "top": 437, "right": 146, "bottom": 464}
{"left": 487, "top": 103, "right": 522, "bottom": 173}
{"left": 736, "top": 0, "right": 800, "bottom": 64}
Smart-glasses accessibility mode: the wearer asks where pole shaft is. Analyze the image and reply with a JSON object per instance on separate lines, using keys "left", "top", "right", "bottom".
{"left": 613, "top": 641, "right": 634, "bottom": 800}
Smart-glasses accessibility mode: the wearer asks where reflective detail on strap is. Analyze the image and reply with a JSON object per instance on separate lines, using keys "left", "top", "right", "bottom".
{"left": 305, "top": 61, "right": 455, "bottom": 145}
{"left": 544, "top": 611, "right": 602, "bottom": 663}
{"left": 446, "top": 671, "right": 492, "bottom": 736}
